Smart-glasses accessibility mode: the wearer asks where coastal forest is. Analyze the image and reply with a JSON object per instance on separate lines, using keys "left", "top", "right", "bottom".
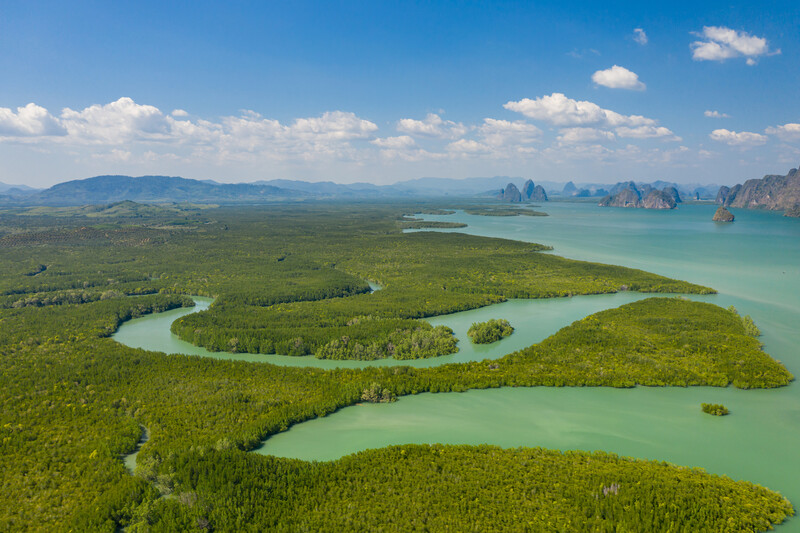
{"left": 0, "top": 202, "right": 793, "bottom": 531}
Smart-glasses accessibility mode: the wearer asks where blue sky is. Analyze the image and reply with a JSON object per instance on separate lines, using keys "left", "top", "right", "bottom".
{"left": 1, "top": 1, "right": 798, "bottom": 187}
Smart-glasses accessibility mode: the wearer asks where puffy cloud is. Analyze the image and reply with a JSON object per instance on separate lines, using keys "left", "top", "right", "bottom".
{"left": 556, "top": 126, "right": 681, "bottom": 147}
{"left": 3, "top": 98, "right": 380, "bottom": 166}
{"left": 557, "top": 127, "right": 615, "bottom": 144}
{"left": 370, "top": 135, "right": 444, "bottom": 162}
{"left": 704, "top": 110, "right": 730, "bottom": 118}
{"left": 290, "top": 111, "right": 377, "bottom": 141}
{"left": 0, "top": 96, "right": 742, "bottom": 176}
{"left": 478, "top": 118, "right": 541, "bottom": 147}
{"left": 0, "top": 103, "right": 66, "bottom": 137}
{"left": 370, "top": 135, "right": 416, "bottom": 149}
{"left": 592, "top": 65, "right": 646, "bottom": 90}
{"left": 615, "top": 125, "right": 681, "bottom": 141}
{"left": 447, "top": 139, "right": 490, "bottom": 153}
{"left": 765, "top": 123, "right": 800, "bottom": 141}
{"left": 396, "top": 113, "right": 468, "bottom": 138}
{"left": 709, "top": 128, "right": 767, "bottom": 147}
{"left": 691, "top": 26, "right": 779, "bottom": 64}
{"left": 61, "top": 97, "right": 171, "bottom": 143}
{"left": 504, "top": 92, "right": 656, "bottom": 127}
{"left": 633, "top": 28, "right": 648, "bottom": 45}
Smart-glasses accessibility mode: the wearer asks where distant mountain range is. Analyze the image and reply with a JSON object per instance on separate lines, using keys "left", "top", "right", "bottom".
{"left": 0, "top": 176, "right": 303, "bottom": 206}
{"left": 0, "top": 175, "right": 560, "bottom": 205}
{"left": 0, "top": 174, "right": 726, "bottom": 207}
{"left": 0, "top": 182, "right": 39, "bottom": 196}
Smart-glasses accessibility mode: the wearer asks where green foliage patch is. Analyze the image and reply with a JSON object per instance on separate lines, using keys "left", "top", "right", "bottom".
{"left": 501, "top": 298, "right": 792, "bottom": 389}
{"left": 702, "top": 403, "right": 730, "bottom": 416}
{"left": 728, "top": 305, "right": 761, "bottom": 336}
{"left": 468, "top": 318, "right": 514, "bottom": 344}
{"left": 111, "top": 445, "right": 792, "bottom": 532}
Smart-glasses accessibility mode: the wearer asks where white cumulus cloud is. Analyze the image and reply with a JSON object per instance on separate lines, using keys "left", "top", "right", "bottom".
{"left": 633, "top": 28, "right": 648, "bottom": 45}
{"left": 557, "top": 127, "right": 615, "bottom": 144}
{"left": 615, "top": 125, "right": 681, "bottom": 141}
{"left": 370, "top": 135, "right": 417, "bottom": 149}
{"left": 478, "top": 118, "right": 541, "bottom": 147}
{"left": 61, "top": 97, "right": 171, "bottom": 144}
{"left": 704, "top": 110, "right": 730, "bottom": 118}
{"left": 0, "top": 97, "right": 382, "bottom": 166}
{"left": 504, "top": 93, "right": 656, "bottom": 127}
{"left": 0, "top": 103, "right": 66, "bottom": 137}
{"left": 691, "top": 26, "right": 779, "bottom": 65}
{"left": 290, "top": 111, "right": 378, "bottom": 141}
{"left": 592, "top": 65, "right": 646, "bottom": 90}
{"left": 709, "top": 128, "right": 768, "bottom": 147}
{"left": 446, "top": 139, "right": 490, "bottom": 153}
{"left": 765, "top": 123, "right": 800, "bottom": 141}
{"left": 396, "top": 113, "right": 468, "bottom": 138}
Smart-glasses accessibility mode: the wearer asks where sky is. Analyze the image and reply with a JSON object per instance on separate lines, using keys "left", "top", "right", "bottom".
{"left": 1, "top": 0, "right": 799, "bottom": 188}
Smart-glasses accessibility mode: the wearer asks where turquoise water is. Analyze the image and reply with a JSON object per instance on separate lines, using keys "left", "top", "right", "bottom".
{"left": 115, "top": 202, "right": 800, "bottom": 528}
{"left": 259, "top": 203, "right": 800, "bottom": 528}
{"left": 114, "top": 292, "right": 666, "bottom": 369}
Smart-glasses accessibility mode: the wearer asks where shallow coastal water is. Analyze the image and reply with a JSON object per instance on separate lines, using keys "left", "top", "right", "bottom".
{"left": 115, "top": 202, "right": 800, "bottom": 529}
{"left": 260, "top": 203, "right": 800, "bottom": 528}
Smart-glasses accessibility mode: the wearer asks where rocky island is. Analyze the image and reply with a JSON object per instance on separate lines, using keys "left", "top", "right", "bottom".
{"left": 717, "top": 166, "right": 800, "bottom": 215}
{"left": 498, "top": 180, "right": 548, "bottom": 202}
{"left": 713, "top": 207, "right": 735, "bottom": 222}
{"left": 599, "top": 183, "right": 678, "bottom": 210}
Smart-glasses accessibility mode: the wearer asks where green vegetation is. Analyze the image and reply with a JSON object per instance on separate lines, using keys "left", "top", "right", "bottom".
{"left": 467, "top": 318, "right": 514, "bottom": 344}
{"left": 8, "top": 200, "right": 216, "bottom": 219}
{"left": 165, "top": 207, "right": 712, "bottom": 360}
{"left": 728, "top": 305, "right": 761, "bottom": 336}
{"left": 702, "top": 403, "right": 730, "bottom": 416}
{"left": 499, "top": 298, "right": 791, "bottom": 389}
{"left": 317, "top": 324, "right": 457, "bottom": 360}
{"left": 360, "top": 382, "right": 397, "bottom": 403}
{"left": 105, "top": 445, "right": 790, "bottom": 532}
{"left": 0, "top": 203, "right": 793, "bottom": 531}
{"left": 397, "top": 219, "right": 468, "bottom": 229}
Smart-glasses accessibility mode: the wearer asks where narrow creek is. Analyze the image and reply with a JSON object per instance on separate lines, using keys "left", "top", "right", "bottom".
{"left": 123, "top": 426, "right": 149, "bottom": 475}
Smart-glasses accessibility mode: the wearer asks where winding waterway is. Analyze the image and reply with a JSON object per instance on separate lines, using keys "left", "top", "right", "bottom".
{"left": 115, "top": 202, "right": 800, "bottom": 529}
{"left": 114, "top": 290, "right": 663, "bottom": 369}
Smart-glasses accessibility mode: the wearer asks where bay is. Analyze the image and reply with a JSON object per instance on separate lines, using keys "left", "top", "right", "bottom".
{"left": 259, "top": 203, "right": 800, "bottom": 529}
{"left": 115, "top": 201, "right": 800, "bottom": 528}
